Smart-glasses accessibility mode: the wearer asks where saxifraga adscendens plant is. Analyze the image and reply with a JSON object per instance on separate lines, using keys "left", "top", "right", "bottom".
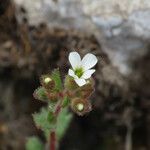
{"left": 26, "top": 52, "right": 98, "bottom": 150}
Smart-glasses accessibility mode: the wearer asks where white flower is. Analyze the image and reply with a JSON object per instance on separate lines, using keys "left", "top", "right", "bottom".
{"left": 68, "top": 52, "right": 98, "bottom": 87}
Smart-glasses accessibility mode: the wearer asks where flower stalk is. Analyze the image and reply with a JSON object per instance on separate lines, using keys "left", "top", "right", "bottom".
{"left": 50, "top": 131, "right": 56, "bottom": 150}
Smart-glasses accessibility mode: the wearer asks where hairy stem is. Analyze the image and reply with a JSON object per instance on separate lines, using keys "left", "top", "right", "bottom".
{"left": 49, "top": 100, "right": 62, "bottom": 150}
{"left": 50, "top": 131, "right": 56, "bottom": 150}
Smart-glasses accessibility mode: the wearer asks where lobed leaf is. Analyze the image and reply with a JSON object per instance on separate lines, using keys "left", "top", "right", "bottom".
{"left": 33, "top": 107, "right": 55, "bottom": 132}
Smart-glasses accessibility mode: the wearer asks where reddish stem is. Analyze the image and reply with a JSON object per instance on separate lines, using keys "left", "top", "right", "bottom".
{"left": 54, "top": 104, "right": 61, "bottom": 116}
{"left": 50, "top": 131, "right": 56, "bottom": 150}
{"left": 49, "top": 101, "right": 62, "bottom": 150}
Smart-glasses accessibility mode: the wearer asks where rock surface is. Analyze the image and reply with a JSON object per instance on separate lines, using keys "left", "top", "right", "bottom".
{"left": 14, "top": 0, "right": 150, "bottom": 75}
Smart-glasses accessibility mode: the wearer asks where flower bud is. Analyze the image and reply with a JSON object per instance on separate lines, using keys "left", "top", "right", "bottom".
{"left": 70, "top": 98, "right": 92, "bottom": 116}
{"left": 75, "top": 78, "right": 94, "bottom": 98}
{"left": 64, "top": 75, "right": 78, "bottom": 91}
{"left": 40, "top": 74, "right": 55, "bottom": 91}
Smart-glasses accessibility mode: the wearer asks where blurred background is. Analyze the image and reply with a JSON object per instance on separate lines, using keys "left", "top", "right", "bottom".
{"left": 0, "top": 0, "right": 150, "bottom": 150}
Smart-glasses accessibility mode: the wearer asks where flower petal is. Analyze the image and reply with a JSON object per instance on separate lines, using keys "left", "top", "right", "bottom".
{"left": 81, "top": 69, "right": 95, "bottom": 79}
{"left": 69, "top": 52, "right": 81, "bottom": 69}
{"left": 68, "top": 69, "right": 78, "bottom": 79}
{"left": 81, "top": 53, "right": 98, "bottom": 70}
{"left": 74, "top": 78, "right": 86, "bottom": 87}
{"left": 68, "top": 69, "right": 75, "bottom": 77}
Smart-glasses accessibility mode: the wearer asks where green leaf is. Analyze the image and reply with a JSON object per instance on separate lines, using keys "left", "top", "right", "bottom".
{"left": 51, "top": 69, "right": 63, "bottom": 91}
{"left": 26, "top": 136, "right": 44, "bottom": 150}
{"left": 33, "top": 107, "right": 55, "bottom": 132}
{"left": 56, "top": 108, "right": 72, "bottom": 140}
{"left": 33, "top": 87, "right": 48, "bottom": 102}
{"left": 32, "top": 107, "right": 72, "bottom": 141}
{"left": 47, "top": 111, "right": 56, "bottom": 123}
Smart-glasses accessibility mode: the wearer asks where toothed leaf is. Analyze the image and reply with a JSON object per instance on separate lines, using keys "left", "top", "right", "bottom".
{"left": 33, "top": 107, "right": 55, "bottom": 132}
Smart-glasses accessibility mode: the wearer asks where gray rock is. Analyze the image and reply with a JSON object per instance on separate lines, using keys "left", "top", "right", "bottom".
{"left": 14, "top": 0, "right": 150, "bottom": 75}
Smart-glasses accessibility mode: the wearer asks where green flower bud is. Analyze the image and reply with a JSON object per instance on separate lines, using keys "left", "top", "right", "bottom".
{"left": 70, "top": 98, "right": 92, "bottom": 116}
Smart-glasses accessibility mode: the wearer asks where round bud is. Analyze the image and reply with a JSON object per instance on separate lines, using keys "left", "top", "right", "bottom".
{"left": 40, "top": 74, "right": 55, "bottom": 91}
{"left": 75, "top": 78, "right": 94, "bottom": 98}
{"left": 64, "top": 75, "right": 78, "bottom": 91}
{"left": 71, "top": 98, "right": 92, "bottom": 116}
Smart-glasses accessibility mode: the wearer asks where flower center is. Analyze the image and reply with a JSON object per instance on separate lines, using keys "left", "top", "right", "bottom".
{"left": 76, "top": 103, "right": 84, "bottom": 111}
{"left": 44, "top": 77, "right": 52, "bottom": 84}
{"left": 74, "top": 68, "right": 83, "bottom": 78}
